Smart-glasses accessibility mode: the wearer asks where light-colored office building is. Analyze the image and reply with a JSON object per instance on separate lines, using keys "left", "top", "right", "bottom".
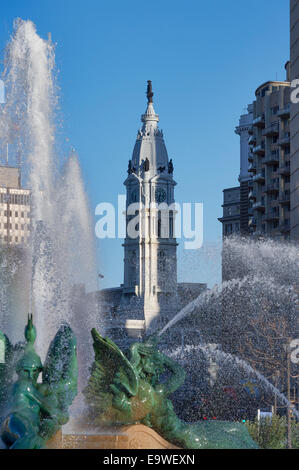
{"left": 0, "top": 166, "right": 31, "bottom": 246}
{"left": 247, "top": 65, "right": 291, "bottom": 239}
{"left": 290, "top": 0, "right": 299, "bottom": 240}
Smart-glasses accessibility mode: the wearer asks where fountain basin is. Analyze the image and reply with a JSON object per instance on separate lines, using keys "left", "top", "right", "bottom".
{"left": 46, "top": 425, "right": 180, "bottom": 449}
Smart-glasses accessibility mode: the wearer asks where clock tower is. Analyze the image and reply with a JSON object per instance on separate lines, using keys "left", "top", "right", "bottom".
{"left": 122, "top": 81, "right": 178, "bottom": 333}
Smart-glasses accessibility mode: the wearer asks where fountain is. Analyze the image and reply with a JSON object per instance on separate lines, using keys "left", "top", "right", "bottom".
{"left": 0, "top": 17, "right": 98, "bottom": 394}
{"left": 0, "top": 19, "right": 298, "bottom": 450}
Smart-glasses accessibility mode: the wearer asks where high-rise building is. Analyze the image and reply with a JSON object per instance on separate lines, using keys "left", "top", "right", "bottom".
{"left": 290, "top": 0, "right": 299, "bottom": 240}
{"left": 0, "top": 165, "right": 30, "bottom": 246}
{"left": 247, "top": 67, "right": 291, "bottom": 238}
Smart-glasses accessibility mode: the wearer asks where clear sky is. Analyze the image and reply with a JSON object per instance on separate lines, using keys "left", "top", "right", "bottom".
{"left": 0, "top": 0, "right": 290, "bottom": 290}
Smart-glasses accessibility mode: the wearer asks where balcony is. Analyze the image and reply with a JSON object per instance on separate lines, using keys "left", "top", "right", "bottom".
{"left": 278, "top": 135, "right": 290, "bottom": 147}
{"left": 248, "top": 163, "right": 257, "bottom": 174}
{"left": 264, "top": 153, "right": 280, "bottom": 165}
{"left": 265, "top": 182, "right": 279, "bottom": 193}
{"left": 248, "top": 217, "right": 257, "bottom": 226}
{"left": 248, "top": 126, "right": 254, "bottom": 136}
{"left": 278, "top": 192, "right": 290, "bottom": 205}
{"left": 252, "top": 201, "right": 265, "bottom": 212}
{"left": 277, "top": 105, "right": 290, "bottom": 119}
{"left": 253, "top": 114, "right": 265, "bottom": 128}
{"left": 253, "top": 143, "right": 265, "bottom": 156}
{"left": 278, "top": 164, "right": 290, "bottom": 176}
{"left": 279, "top": 221, "right": 290, "bottom": 233}
{"left": 248, "top": 153, "right": 254, "bottom": 163}
{"left": 248, "top": 190, "right": 257, "bottom": 200}
{"left": 263, "top": 212, "right": 279, "bottom": 222}
{"left": 262, "top": 122, "right": 279, "bottom": 137}
{"left": 248, "top": 135, "right": 256, "bottom": 145}
{"left": 252, "top": 173, "right": 265, "bottom": 183}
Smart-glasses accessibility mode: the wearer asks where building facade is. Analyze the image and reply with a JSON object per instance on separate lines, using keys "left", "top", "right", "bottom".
{"left": 235, "top": 105, "right": 253, "bottom": 234}
{"left": 218, "top": 187, "right": 241, "bottom": 238}
{"left": 0, "top": 166, "right": 30, "bottom": 246}
{"left": 247, "top": 70, "right": 291, "bottom": 238}
{"left": 290, "top": 0, "right": 299, "bottom": 240}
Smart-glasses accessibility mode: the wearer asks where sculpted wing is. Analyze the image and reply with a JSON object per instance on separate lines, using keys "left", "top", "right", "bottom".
{"left": 84, "top": 329, "right": 138, "bottom": 416}
{"left": 0, "top": 331, "right": 15, "bottom": 416}
{"left": 42, "top": 323, "right": 78, "bottom": 409}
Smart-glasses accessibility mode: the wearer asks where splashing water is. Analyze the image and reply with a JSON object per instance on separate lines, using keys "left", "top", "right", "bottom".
{"left": 170, "top": 344, "right": 299, "bottom": 421}
{"left": 0, "top": 19, "right": 99, "bottom": 411}
{"left": 159, "top": 237, "right": 299, "bottom": 419}
{"left": 160, "top": 237, "right": 299, "bottom": 337}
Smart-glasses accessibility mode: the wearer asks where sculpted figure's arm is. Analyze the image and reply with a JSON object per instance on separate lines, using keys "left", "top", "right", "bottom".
{"left": 25, "top": 388, "right": 57, "bottom": 419}
{"left": 157, "top": 352, "right": 186, "bottom": 395}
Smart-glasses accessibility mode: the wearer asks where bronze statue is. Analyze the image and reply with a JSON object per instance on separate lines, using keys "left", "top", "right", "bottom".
{"left": 84, "top": 330, "right": 258, "bottom": 449}
{"left": 146, "top": 80, "right": 153, "bottom": 103}
{"left": 0, "top": 315, "right": 78, "bottom": 449}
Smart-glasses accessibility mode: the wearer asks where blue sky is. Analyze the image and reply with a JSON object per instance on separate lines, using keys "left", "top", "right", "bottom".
{"left": 0, "top": 0, "right": 290, "bottom": 289}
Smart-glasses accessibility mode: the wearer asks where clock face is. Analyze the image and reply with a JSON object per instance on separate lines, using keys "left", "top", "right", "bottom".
{"left": 155, "top": 188, "right": 166, "bottom": 203}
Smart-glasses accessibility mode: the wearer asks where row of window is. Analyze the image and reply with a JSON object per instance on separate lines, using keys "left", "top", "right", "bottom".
{"left": 0, "top": 223, "right": 28, "bottom": 230}
{"left": 1, "top": 235, "right": 26, "bottom": 243}
{"left": 224, "top": 223, "right": 240, "bottom": 235}
{"left": 0, "top": 194, "right": 30, "bottom": 205}
{"left": 0, "top": 210, "right": 30, "bottom": 218}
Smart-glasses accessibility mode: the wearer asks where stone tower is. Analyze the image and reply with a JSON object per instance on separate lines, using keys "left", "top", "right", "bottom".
{"left": 122, "top": 81, "right": 178, "bottom": 333}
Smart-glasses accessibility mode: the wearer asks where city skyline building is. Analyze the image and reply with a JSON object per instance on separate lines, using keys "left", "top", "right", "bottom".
{"left": 219, "top": 63, "right": 291, "bottom": 242}
{"left": 248, "top": 65, "right": 291, "bottom": 238}
{"left": 0, "top": 165, "right": 30, "bottom": 246}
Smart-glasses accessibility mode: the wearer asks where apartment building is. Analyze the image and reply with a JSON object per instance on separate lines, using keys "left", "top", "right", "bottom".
{"left": 290, "top": 0, "right": 299, "bottom": 240}
{"left": 0, "top": 165, "right": 30, "bottom": 246}
{"left": 248, "top": 66, "right": 291, "bottom": 239}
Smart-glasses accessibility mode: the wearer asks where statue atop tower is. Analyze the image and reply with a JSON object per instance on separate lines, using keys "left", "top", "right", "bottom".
{"left": 146, "top": 80, "right": 154, "bottom": 103}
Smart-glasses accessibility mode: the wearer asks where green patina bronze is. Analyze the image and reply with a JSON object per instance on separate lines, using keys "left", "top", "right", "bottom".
{"left": 84, "top": 330, "right": 258, "bottom": 449}
{"left": 0, "top": 315, "right": 78, "bottom": 449}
